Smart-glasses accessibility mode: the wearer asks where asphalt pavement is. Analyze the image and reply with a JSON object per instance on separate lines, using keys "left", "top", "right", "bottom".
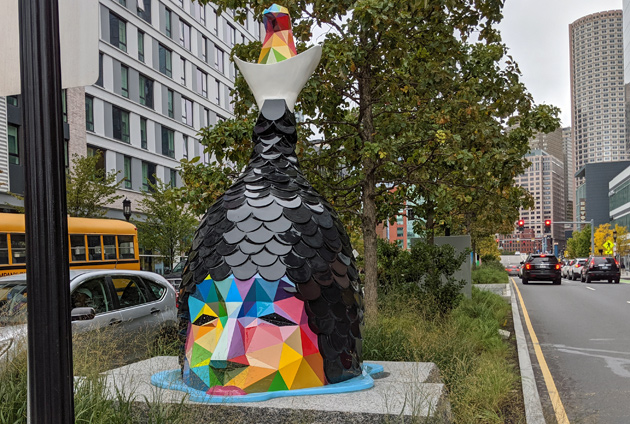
{"left": 514, "top": 276, "right": 630, "bottom": 423}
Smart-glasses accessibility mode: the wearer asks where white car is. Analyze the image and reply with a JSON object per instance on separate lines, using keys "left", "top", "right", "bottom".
{"left": 568, "top": 258, "right": 588, "bottom": 280}
{"left": 0, "top": 269, "right": 177, "bottom": 364}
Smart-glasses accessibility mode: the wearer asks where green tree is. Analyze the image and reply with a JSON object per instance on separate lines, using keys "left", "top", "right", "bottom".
{"left": 135, "top": 180, "right": 198, "bottom": 270}
{"left": 180, "top": 0, "right": 559, "bottom": 321}
{"left": 66, "top": 153, "right": 123, "bottom": 217}
{"left": 566, "top": 224, "right": 592, "bottom": 258}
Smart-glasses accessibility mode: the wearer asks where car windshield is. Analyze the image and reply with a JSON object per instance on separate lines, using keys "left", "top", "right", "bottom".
{"left": 0, "top": 280, "right": 28, "bottom": 326}
{"left": 531, "top": 256, "right": 558, "bottom": 264}
{"left": 594, "top": 257, "right": 616, "bottom": 265}
{"left": 170, "top": 261, "right": 186, "bottom": 274}
{"left": 577, "top": 260, "right": 587, "bottom": 265}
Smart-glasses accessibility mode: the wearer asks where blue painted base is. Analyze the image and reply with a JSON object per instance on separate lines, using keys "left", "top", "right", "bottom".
{"left": 151, "top": 363, "right": 384, "bottom": 403}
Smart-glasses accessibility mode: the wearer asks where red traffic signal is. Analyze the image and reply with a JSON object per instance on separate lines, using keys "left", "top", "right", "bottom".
{"left": 517, "top": 220, "right": 524, "bottom": 231}
{"left": 544, "top": 219, "right": 551, "bottom": 233}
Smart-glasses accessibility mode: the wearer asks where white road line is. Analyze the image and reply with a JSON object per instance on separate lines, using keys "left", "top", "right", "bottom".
{"left": 627, "top": 301, "right": 630, "bottom": 304}
{"left": 587, "top": 287, "right": 596, "bottom": 291}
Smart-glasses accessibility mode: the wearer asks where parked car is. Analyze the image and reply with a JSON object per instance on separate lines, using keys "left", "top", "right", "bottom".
{"left": 568, "top": 258, "right": 588, "bottom": 280}
{"left": 561, "top": 259, "right": 575, "bottom": 279}
{"left": 521, "top": 254, "right": 562, "bottom": 285}
{"left": 163, "top": 260, "right": 186, "bottom": 291}
{"left": 505, "top": 264, "right": 520, "bottom": 276}
{"left": 0, "top": 269, "right": 177, "bottom": 363}
{"left": 580, "top": 256, "right": 621, "bottom": 284}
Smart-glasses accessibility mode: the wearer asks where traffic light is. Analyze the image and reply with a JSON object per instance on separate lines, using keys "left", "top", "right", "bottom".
{"left": 544, "top": 219, "right": 551, "bottom": 233}
{"left": 518, "top": 220, "right": 524, "bottom": 231}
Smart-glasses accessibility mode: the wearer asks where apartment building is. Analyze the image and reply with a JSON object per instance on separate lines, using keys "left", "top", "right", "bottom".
{"left": 0, "top": 0, "right": 260, "bottom": 218}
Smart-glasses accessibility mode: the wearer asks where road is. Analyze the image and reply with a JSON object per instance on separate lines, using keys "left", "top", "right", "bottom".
{"left": 514, "top": 276, "right": 630, "bottom": 423}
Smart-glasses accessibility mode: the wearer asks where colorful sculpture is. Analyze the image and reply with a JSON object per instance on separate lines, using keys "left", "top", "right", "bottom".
{"left": 178, "top": 4, "right": 363, "bottom": 396}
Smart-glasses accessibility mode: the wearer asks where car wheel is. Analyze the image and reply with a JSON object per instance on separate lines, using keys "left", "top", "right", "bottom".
{"left": 608, "top": 279, "right": 612, "bottom": 284}
{"left": 615, "top": 279, "right": 620, "bottom": 284}
{"left": 553, "top": 279, "right": 561, "bottom": 285}
{"left": 522, "top": 279, "right": 528, "bottom": 284}
{"left": 586, "top": 276, "right": 591, "bottom": 284}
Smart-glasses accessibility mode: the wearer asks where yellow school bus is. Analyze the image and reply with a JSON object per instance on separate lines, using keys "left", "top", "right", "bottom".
{"left": 0, "top": 213, "right": 140, "bottom": 277}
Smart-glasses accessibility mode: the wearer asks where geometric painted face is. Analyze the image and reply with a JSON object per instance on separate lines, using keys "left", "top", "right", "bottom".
{"left": 183, "top": 274, "right": 326, "bottom": 395}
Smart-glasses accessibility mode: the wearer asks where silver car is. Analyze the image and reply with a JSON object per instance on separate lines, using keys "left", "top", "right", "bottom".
{"left": 0, "top": 269, "right": 177, "bottom": 363}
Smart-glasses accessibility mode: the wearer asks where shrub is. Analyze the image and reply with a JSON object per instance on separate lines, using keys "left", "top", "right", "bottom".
{"left": 377, "top": 239, "right": 468, "bottom": 316}
{"left": 472, "top": 263, "right": 509, "bottom": 285}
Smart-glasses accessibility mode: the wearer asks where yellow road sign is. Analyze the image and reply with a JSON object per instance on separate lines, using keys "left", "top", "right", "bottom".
{"left": 603, "top": 240, "right": 614, "bottom": 255}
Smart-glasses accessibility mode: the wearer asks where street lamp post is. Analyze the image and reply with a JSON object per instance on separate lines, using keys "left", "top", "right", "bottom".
{"left": 123, "top": 198, "right": 132, "bottom": 221}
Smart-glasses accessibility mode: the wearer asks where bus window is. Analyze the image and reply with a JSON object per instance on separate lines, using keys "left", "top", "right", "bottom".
{"left": 103, "top": 235, "right": 116, "bottom": 260}
{"left": 118, "top": 235, "right": 135, "bottom": 260}
{"left": 11, "top": 234, "right": 26, "bottom": 264}
{"left": 87, "top": 235, "right": 102, "bottom": 261}
{"left": 0, "top": 234, "right": 9, "bottom": 265}
{"left": 70, "top": 235, "right": 86, "bottom": 262}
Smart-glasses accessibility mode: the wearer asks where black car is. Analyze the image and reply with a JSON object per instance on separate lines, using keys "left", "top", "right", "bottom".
{"left": 521, "top": 254, "right": 562, "bottom": 285}
{"left": 580, "top": 256, "right": 620, "bottom": 284}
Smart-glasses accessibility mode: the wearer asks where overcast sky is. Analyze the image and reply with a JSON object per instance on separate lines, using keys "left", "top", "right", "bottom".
{"left": 497, "top": 0, "right": 623, "bottom": 127}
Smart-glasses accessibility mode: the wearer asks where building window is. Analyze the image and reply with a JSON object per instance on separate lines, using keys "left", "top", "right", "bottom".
{"left": 137, "top": 31, "right": 145, "bottom": 62}
{"left": 182, "top": 97, "right": 193, "bottom": 126}
{"left": 180, "top": 58, "right": 186, "bottom": 85}
{"left": 201, "top": 36, "right": 208, "bottom": 62}
{"left": 97, "top": 53, "right": 104, "bottom": 87}
{"left": 121, "top": 65, "right": 129, "bottom": 98}
{"left": 170, "top": 169, "right": 177, "bottom": 188}
{"left": 85, "top": 95, "right": 94, "bottom": 132}
{"left": 123, "top": 156, "right": 132, "bottom": 189}
{"left": 199, "top": 4, "right": 206, "bottom": 25}
{"left": 61, "top": 89, "right": 68, "bottom": 122}
{"left": 158, "top": 44, "right": 172, "bottom": 77}
{"left": 227, "top": 23, "right": 235, "bottom": 47}
{"left": 137, "top": 0, "right": 151, "bottom": 23}
{"left": 179, "top": 20, "right": 191, "bottom": 50}
{"left": 109, "top": 13, "right": 127, "bottom": 52}
{"left": 7, "top": 96, "right": 18, "bottom": 107}
{"left": 183, "top": 134, "right": 188, "bottom": 159}
{"left": 215, "top": 47, "right": 224, "bottom": 73}
{"left": 196, "top": 69, "right": 207, "bottom": 97}
{"left": 8, "top": 125, "right": 19, "bottom": 165}
{"left": 161, "top": 127, "right": 175, "bottom": 158}
{"left": 396, "top": 227, "right": 403, "bottom": 237}
{"left": 139, "top": 74, "right": 154, "bottom": 108}
{"left": 112, "top": 106, "right": 130, "bottom": 143}
{"left": 164, "top": 8, "right": 172, "bottom": 38}
{"left": 140, "top": 117, "right": 147, "bottom": 149}
{"left": 167, "top": 89, "right": 174, "bottom": 118}
{"left": 87, "top": 145, "right": 106, "bottom": 171}
{"left": 142, "top": 161, "right": 156, "bottom": 192}
{"left": 118, "top": 0, "right": 126, "bottom": 6}
{"left": 215, "top": 79, "right": 221, "bottom": 105}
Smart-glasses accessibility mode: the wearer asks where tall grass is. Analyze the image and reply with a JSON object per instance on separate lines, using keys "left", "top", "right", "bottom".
{"left": 0, "top": 327, "right": 187, "bottom": 424}
{"left": 472, "top": 262, "right": 509, "bottom": 285}
{"left": 363, "top": 287, "right": 522, "bottom": 424}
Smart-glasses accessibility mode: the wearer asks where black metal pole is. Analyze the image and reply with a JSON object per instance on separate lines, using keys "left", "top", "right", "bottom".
{"left": 18, "top": 0, "right": 75, "bottom": 422}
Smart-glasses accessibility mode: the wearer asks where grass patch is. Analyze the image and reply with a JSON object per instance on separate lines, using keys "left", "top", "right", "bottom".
{"left": 363, "top": 287, "right": 523, "bottom": 423}
{"left": 0, "top": 328, "right": 188, "bottom": 424}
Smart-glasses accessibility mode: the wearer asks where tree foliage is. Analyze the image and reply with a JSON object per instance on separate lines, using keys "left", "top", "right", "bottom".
{"left": 66, "top": 153, "right": 123, "bottom": 218}
{"left": 135, "top": 180, "right": 199, "bottom": 270}
{"left": 566, "top": 224, "right": 592, "bottom": 258}
{"left": 180, "top": 0, "right": 560, "bottom": 321}
{"left": 594, "top": 223, "right": 629, "bottom": 257}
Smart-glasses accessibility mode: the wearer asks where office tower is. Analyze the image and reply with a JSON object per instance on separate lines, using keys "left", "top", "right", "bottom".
{"left": 514, "top": 150, "right": 566, "bottom": 253}
{"left": 569, "top": 10, "right": 626, "bottom": 192}
{"left": 529, "top": 127, "right": 563, "bottom": 161}
{"left": 562, "top": 126, "right": 574, "bottom": 222}
{"left": 0, "top": 0, "right": 259, "bottom": 218}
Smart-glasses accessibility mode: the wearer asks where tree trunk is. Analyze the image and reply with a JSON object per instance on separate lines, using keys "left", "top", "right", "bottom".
{"left": 362, "top": 162, "right": 378, "bottom": 325}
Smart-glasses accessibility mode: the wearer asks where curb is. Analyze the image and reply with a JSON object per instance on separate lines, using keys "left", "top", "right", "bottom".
{"left": 510, "top": 280, "right": 546, "bottom": 423}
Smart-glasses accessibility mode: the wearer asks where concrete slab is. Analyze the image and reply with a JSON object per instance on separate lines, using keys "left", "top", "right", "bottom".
{"left": 102, "top": 357, "right": 452, "bottom": 423}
